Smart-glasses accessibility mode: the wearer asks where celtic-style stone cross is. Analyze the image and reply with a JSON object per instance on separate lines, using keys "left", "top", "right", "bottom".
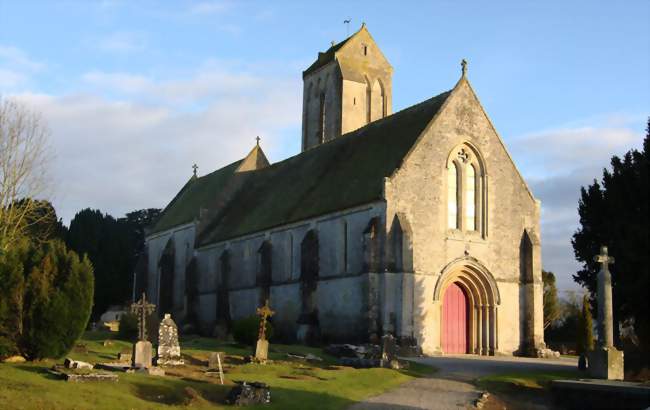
{"left": 256, "top": 299, "right": 275, "bottom": 341}
{"left": 594, "top": 246, "right": 615, "bottom": 348}
{"left": 131, "top": 292, "right": 156, "bottom": 342}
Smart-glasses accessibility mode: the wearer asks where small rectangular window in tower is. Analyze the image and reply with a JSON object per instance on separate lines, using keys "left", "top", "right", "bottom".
{"left": 353, "top": 97, "right": 356, "bottom": 105}
{"left": 363, "top": 45, "right": 368, "bottom": 56}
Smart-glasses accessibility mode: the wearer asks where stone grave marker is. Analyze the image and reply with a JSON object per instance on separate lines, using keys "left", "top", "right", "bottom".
{"left": 131, "top": 292, "right": 156, "bottom": 369}
{"left": 254, "top": 299, "right": 275, "bottom": 362}
{"left": 380, "top": 334, "right": 400, "bottom": 369}
{"left": 157, "top": 313, "right": 184, "bottom": 366}
{"left": 588, "top": 246, "right": 624, "bottom": 380}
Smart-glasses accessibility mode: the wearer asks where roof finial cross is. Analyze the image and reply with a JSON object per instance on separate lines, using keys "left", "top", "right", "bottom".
{"left": 192, "top": 163, "right": 198, "bottom": 177}
{"left": 256, "top": 136, "right": 261, "bottom": 146}
{"left": 461, "top": 59, "right": 468, "bottom": 77}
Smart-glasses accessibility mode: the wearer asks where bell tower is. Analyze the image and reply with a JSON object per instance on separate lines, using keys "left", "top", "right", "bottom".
{"left": 301, "top": 24, "right": 393, "bottom": 152}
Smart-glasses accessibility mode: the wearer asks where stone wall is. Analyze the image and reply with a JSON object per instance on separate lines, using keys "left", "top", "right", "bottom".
{"left": 191, "top": 203, "right": 385, "bottom": 341}
{"left": 384, "top": 78, "right": 543, "bottom": 355}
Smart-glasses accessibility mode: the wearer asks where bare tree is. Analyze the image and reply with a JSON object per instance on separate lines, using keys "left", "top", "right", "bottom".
{"left": 0, "top": 97, "right": 52, "bottom": 253}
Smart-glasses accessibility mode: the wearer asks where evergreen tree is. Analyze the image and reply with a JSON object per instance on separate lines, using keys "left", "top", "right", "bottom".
{"left": 576, "top": 294, "right": 594, "bottom": 355}
{"left": 543, "top": 270, "right": 561, "bottom": 329}
{"left": 572, "top": 119, "right": 649, "bottom": 349}
{"left": 0, "top": 239, "right": 94, "bottom": 360}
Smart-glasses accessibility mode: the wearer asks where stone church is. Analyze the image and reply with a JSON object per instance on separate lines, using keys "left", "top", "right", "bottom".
{"left": 137, "top": 24, "right": 545, "bottom": 356}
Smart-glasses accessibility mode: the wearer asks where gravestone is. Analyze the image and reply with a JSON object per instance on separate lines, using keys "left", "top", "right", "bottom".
{"left": 133, "top": 341, "right": 153, "bottom": 368}
{"left": 254, "top": 300, "right": 274, "bottom": 363}
{"left": 225, "top": 381, "right": 271, "bottom": 406}
{"left": 130, "top": 293, "right": 156, "bottom": 369}
{"left": 588, "top": 246, "right": 624, "bottom": 380}
{"left": 380, "top": 334, "right": 400, "bottom": 369}
{"left": 157, "top": 313, "right": 184, "bottom": 366}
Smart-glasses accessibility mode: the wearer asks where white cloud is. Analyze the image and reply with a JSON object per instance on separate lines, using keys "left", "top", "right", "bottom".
{"left": 11, "top": 63, "right": 301, "bottom": 225}
{"left": 0, "top": 68, "right": 27, "bottom": 88}
{"left": 82, "top": 71, "right": 152, "bottom": 94}
{"left": 97, "top": 31, "right": 148, "bottom": 53}
{"left": 188, "top": 1, "right": 230, "bottom": 15}
{"left": 0, "top": 45, "right": 45, "bottom": 90}
{"left": 511, "top": 119, "right": 645, "bottom": 292}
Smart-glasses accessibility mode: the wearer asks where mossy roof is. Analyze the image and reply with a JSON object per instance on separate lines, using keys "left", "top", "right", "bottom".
{"left": 196, "top": 90, "right": 451, "bottom": 246}
{"left": 150, "top": 160, "right": 242, "bottom": 234}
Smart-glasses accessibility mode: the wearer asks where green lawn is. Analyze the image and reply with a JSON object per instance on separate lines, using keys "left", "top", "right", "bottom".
{"left": 0, "top": 331, "right": 435, "bottom": 410}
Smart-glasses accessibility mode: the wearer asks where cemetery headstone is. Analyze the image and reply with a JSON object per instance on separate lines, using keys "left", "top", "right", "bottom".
{"left": 131, "top": 293, "right": 156, "bottom": 369}
{"left": 587, "top": 246, "right": 624, "bottom": 380}
{"left": 380, "top": 334, "right": 400, "bottom": 369}
{"left": 225, "top": 381, "right": 271, "bottom": 406}
{"left": 254, "top": 299, "right": 274, "bottom": 363}
{"left": 157, "top": 313, "right": 184, "bottom": 365}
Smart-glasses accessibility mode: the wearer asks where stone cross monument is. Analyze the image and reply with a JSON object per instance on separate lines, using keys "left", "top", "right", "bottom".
{"left": 594, "top": 246, "right": 615, "bottom": 348}
{"left": 131, "top": 293, "right": 156, "bottom": 368}
{"left": 254, "top": 299, "right": 275, "bottom": 362}
{"left": 588, "top": 246, "right": 624, "bottom": 380}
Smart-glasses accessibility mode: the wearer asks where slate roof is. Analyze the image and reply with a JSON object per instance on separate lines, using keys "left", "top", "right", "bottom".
{"left": 150, "top": 160, "right": 242, "bottom": 234}
{"left": 193, "top": 90, "right": 451, "bottom": 246}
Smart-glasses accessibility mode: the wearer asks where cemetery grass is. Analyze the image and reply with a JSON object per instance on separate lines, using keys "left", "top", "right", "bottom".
{"left": 476, "top": 370, "right": 581, "bottom": 410}
{"left": 0, "top": 331, "right": 436, "bottom": 410}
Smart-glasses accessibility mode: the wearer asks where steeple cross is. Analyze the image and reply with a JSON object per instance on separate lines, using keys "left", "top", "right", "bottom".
{"left": 594, "top": 245, "right": 615, "bottom": 272}
{"left": 131, "top": 292, "right": 156, "bottom": 341}
{"left": 256, "top": 299, "right": 275, "bottom": 341}
{"left": 461, "top": 59, "right": 468, "bottom": 76}
{"left": 255, "top": 136, "right": 261, "bottom": 146}
{"left": 192, "top": 163, "right": 198, "bottom": 177}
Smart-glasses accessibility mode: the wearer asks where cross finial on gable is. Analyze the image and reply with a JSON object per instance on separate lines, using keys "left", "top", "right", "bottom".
{"left": 256, "top": 136, "right": 261, "bottom": 146}
{"left": 461, "top": 59, "right": 468, "bottom": 77}
{"left": 192, "top": 163, "right": 198, "bottom": 177}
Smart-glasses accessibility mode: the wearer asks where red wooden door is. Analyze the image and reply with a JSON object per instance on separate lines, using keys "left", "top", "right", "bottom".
{"left": 442, "top": 283, "right": 468, "bottom": 354}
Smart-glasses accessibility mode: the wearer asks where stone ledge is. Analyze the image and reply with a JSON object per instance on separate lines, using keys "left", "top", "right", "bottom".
{"left": 551, "top": 379, "right": 650, "bottom": 410}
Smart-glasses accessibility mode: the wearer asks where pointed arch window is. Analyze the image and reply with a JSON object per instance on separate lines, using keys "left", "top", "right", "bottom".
{"left": 465, "top": 164, "right": 476, "bottom": 230}
{"left": 447, "top": 144, "right": 486, "bottom": 236}
{"left": 447, "top": 162, "right": 459, "bottom": 229}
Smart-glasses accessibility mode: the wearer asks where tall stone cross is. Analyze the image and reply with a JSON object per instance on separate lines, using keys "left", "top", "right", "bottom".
{"left": 131, "top": 292, "right": 156, "bottom": 342}
{"left": 256, "top": 299, "right": 275, "bottom": 341}
{"left": 594, "top": 245, "right": 615, "bottom": 348}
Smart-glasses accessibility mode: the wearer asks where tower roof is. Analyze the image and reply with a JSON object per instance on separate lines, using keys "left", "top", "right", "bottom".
{"left": 302, "top": 23, "right": 367, "bottom": 77}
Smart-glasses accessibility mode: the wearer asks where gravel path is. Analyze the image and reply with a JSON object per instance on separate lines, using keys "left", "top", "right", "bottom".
{"left": 348, "top": 355, "right": 577, "bottom": 410}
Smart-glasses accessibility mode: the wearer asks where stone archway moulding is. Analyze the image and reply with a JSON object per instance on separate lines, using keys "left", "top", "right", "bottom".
{"left": 433, "top": 257, "right": 500, "bottom": 305}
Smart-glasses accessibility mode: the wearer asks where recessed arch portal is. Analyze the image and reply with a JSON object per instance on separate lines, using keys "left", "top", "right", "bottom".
{"left": 434, "top": 259, "right": 500, "bottom": 355}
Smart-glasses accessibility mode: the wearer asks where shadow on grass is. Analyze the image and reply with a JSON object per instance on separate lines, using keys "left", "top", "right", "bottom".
{"left": 13, "top": 364, "right": 61, "bottom": 381}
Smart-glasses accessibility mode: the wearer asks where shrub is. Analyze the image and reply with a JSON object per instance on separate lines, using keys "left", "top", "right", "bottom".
{"left": 117, "top": 312, "right": 139, "bottom": 342}
{"left": 232, "top": 315, "right": 273, "bottom": 346}
{"left": 0, "top": 239, "right": 94, "bottom": 360}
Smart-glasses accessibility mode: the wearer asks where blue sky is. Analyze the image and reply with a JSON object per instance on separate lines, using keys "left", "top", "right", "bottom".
{"left": 1, "top": 0, "right": 648, "bottom": 292}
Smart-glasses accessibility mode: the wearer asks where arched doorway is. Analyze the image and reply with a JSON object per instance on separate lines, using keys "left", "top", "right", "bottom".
{"left": 442, "top": 282, "right": 468, "bottom": 354}
{"left": 434, "top": 259, "right": 501, "bottom": 355}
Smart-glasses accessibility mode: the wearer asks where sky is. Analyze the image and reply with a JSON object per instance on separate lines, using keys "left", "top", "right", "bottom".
{"left": 1, "top": 0, "right": 648, "bottom": 293}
